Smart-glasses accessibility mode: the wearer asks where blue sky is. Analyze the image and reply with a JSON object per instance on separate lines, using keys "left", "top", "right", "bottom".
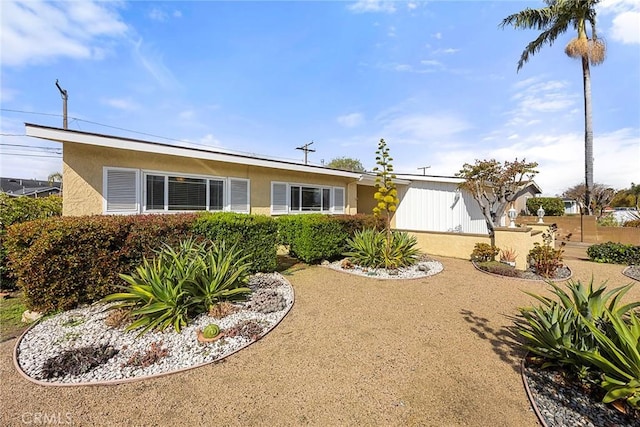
{"left": 1, "top": 0, "right": 638, "bottom": 196}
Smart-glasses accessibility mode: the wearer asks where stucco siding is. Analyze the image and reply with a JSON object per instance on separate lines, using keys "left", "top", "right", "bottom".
{"left": 63, "top": 143, "right": 358, "bottom": 216}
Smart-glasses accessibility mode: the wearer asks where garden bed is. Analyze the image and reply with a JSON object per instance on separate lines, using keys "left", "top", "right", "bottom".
{"left": 472, "top": 261, "right": 571, "bottom": 281}
{"left": 324, "top": 255, "right": 443, "bottom": 279}
{"left": 522, "top": 355, "right": 639, "bottom": 426}
{"left": 14, "top": 273, "right": 293, "bottom": 386}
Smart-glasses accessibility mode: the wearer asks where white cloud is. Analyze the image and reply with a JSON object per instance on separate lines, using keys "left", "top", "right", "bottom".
{"left": 179, "top": 110, "right": 195, "bottom": 120}
{"left": 149, "top": 8, "right": 168, "bottom": 22}
{"left": 173, "top": 10, "right": 183, "bottom": 18}
{"left": 0, "top": 0, "right": 127, "bottom": 67}
{"left": 599, "top": 0, "right": 640, "bottom": 44}
{"left": 433, "top": 48, "right": 459, "bottom": 55}
{"left": 388, "top": 26, "right": 397, "bottom": 37}
{"left": 102, "top": 98, "right": 140, "bottom": 111}
{"left": 131, "top": 38, "right": 178, "bottom": 89}
{"left": 610, "top": 11, "right": 640, "bottom": 44}
{"left": 407, "top": 3, "right": 418, "bottom": 10}
{"left": 348, "top": 1, "right": 396, "bottom": 14}
{"left": 337, "top": 113, "right": 365, "bottom": 128}
{"left": 506, "top": 77, "right": 577, "bottom": 127}
{"left": 420, "top": 59, "right": 443, "bottom": 67}
{"left": 382, "top": 113, "right": 471, "bottom": 143}
{"left": 433, "top": 32, "right": 442, "bottom": 40}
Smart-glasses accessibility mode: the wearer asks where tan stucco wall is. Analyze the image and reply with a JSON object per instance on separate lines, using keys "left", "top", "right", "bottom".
{"left": 400, "top": 226, "right": 544, "bottom": 270}
{"left": 401, "top": 229, "right": 491, "bottom": 261}
{"left": 62, "top": 143, "right": 359, "bottom": 216}
{"left": 357, "top": 186, "right": 377, "bottom": 215}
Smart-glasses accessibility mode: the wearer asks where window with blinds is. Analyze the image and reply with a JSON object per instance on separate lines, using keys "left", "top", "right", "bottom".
{"left": 271, "top": 182, "right": 345, "bottom": 215}
{"left": 104, "top": 168, "right": 138, "bottom": 213}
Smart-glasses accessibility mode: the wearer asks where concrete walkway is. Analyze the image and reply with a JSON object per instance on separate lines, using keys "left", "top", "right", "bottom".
{"left": 1, "top": 257, "right": 636, "bottom": 426}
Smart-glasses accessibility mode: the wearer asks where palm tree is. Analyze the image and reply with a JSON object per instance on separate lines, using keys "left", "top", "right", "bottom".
{"left": 48, "top": 171, "right": 63, "bottom": 193}
{"left": 501, "top": 0, "right": 605, "bottom": 215}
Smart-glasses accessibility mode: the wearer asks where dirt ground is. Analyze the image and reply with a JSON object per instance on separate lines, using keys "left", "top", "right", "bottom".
{"left": 1, "top": 256, "right": 637, "bottom": 427}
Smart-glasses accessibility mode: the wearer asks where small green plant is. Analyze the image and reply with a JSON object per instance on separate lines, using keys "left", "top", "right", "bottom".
{"left": 476, "top": 261, "right": 521, "bottom": 278}
{"left": 587, "top": 242, "right": 640, "bottom": 265}
{"left": 526, "top": 197, "right": 565, "bottom": 216}
{"left": 62, "top": 316, "right": 85, "bottom": 327}
{"left": 202, "top": 324, "right": 221, "bottom": 339}
{"left": 470, "top": 243, "right": 500, "bottom": 262}
{"left": 597, "top": 214, "right": 620, "bottom": 227}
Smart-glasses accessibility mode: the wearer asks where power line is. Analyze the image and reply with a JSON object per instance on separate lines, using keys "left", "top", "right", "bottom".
{"left": 1, "top": 108, "right": 62, "bottom": 118}
{"left": 1, "top": 153, "right": 61, "bottom": 158}
{"left": 0, "top": 143, "right": 60, "bottom": 150}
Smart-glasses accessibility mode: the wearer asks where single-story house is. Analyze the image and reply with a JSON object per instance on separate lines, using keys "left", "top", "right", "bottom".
{"left": 24, "top": 123, "right": 541, "bottom": 242}
{"left": 1, "top": 177, "right": 61, "bottom": 198}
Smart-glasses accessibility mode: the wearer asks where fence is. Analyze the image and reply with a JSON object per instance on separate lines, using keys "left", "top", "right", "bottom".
{"left": 516, "top": 215, "right": 640, "bottom": 245}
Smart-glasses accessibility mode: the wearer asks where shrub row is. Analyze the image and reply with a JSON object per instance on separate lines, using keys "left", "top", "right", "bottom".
{"left": 526, "top": 197, "right": 565, "bottom": 216}
{"left": 586, "top": 241, "right": 640, "bottom": 265}
{"left": 0, "top": 194, "right": 63, "bottom": 289}
{"left": 5, "top": 213, "right": 277, "bottom": 313}
{"left": 276, "top": 214, "right": 383, "bottom": 263}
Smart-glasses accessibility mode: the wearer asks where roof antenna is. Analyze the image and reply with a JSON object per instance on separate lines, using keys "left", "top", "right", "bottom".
{"left": 296, "top": 141, "right": 316, "bottom": 165}
{"left": 55, "top": 79, "right": 68, "bottom": 129}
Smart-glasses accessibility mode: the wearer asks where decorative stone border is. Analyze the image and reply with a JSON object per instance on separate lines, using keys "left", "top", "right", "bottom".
{"left": 471, "top": 261, "right": 572, "bottom": 282}
{"left": 622, "top": 266, "right": 640, "bottom": 282}
{"left": 520, "top": 356, "right": 550, "bottom": 427}
{"left": 13, "top": 276, "right": 295, "bottom": 387}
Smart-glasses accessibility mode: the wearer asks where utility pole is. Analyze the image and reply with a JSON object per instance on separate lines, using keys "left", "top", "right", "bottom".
{"left": 417, "top": 166, "right": 431, "bottom": 176}
{"left": 55, "top": 79, "right": 68, "bottom": 129}
{"left": 296, "top": 141, "right": 316, "bottom": 165}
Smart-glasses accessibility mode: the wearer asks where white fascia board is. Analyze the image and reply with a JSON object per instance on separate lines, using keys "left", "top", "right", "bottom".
{"left": 25, "top": 124, "right": 361, "bottom": 179}
{"left": 358, "top": 174, "right": 411, "bottom": 186}
{"left": 394, "top": 174, "right": 464, "bottom": 184}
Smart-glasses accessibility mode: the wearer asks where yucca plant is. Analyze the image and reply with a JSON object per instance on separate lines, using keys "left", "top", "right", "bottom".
{"left": 187, "top": 241, "right": 252, "bottom": 312}
{"left": 572, "top": 309, "right": 640, "bottom": 409}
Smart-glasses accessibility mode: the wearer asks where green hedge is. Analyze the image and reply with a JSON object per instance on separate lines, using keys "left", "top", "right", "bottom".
{"left": 526, "top": 197, "right": 565, "bottom": 216}
{"left": 587, "top": 242, "right": 640, "bottom": 265}
{"left": 5, "top": 213, "right": 277, "bottom": 313}
{"left": 0, "top": 194, "right": 63, "bottom": 289}
{"left": 276, "top": 214, "right": 382, "bottom": 264}
{"left": 191, "top": 212, "right": 277, "bottom": 272}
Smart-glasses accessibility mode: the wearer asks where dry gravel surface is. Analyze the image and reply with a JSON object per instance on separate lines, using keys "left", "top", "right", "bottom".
{"left": 1, "top": 257, "right": 638, "bottom": 427}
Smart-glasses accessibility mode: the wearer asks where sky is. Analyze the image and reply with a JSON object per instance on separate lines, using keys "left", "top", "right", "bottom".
{"left": 1, "top": 0, "right": 638, "bottom": 196}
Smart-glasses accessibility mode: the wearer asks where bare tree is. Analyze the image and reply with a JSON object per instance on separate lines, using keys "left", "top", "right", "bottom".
{"left": 563, "top": 182, "right": 614, "bottom": 218}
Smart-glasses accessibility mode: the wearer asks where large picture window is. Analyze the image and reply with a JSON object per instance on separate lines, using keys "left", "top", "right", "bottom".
{"left": 272, "top": 182, "right": 345, "bottom": 214}
{"left": 103, "top": 167, "right": 249, "bottom": 214}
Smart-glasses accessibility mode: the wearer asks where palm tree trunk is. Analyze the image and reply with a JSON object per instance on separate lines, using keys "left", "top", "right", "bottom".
{"left": 582, "top": 55, "right": 594, "bottom": 216}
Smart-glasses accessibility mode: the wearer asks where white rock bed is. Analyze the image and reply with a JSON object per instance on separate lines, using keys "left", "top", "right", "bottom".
{"left": 15, "top": 273, "right": 293, "bottom": 385}
{"left": 325, "top": 259, "right": 443, "bottom": 279}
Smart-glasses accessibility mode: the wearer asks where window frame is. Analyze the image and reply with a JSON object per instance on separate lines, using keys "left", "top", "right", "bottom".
{"left": 103, "top": 167, "right": 140, "bottom": 215}
{"left": 271, "top": 181, "right": 346, "bottom": 215}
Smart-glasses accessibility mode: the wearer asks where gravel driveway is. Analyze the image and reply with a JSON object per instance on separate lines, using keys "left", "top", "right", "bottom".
{"left": 1, "top": 257, "right": 636, "bottom": 426}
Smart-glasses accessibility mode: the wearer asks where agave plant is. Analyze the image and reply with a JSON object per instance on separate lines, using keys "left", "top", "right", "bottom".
{"left": 343, "top": 228, "right": 385, "bottom": 268}
{"left": 382, "top": 231, "right": 419, "bottom": 269}
{"left": 187, "top": 241, "right": 252, "bottom": 313}
{"left": 571, "top": 309, "right": 640, "bottom": 409}
{"left": 517, "top": 279, "right": 640, "bottom": 372}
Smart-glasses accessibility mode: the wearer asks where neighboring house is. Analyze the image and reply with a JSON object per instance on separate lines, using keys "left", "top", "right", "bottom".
{"left": 0, "top": 177, "right": 61, "bottom": 198}
{"left": 515, "top": 182, "right": 543, "bottom": 215}
{"left": 24, "top": 124, "right": 541, "bottom": 237}
{"left": 563, "top": 198, "right": 580, "bottom": 214}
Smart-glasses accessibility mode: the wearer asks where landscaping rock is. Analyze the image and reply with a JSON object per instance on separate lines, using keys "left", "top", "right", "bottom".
{"left": 21, "top": 310, "right": 42, "bottom": 324}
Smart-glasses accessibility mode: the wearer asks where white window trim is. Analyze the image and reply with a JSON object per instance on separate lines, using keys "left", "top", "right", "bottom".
{"left": 103, "top": 167, "right": 140, "bottom": 215}
{"left": 271, "top": 181, "right": 345, "bottom": 215}
{"left": 140, "top": 170, "right": 250, "bottom": 214}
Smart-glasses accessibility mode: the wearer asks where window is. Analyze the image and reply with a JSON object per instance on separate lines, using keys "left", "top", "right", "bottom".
{"left": 271, "top": 182, "right": 345, "bottom": 214}
{"left": 104, "top": 167, "right": 139, "bottom": 214}
{"left": 104, "top": 168, "right": 250, "bottom": 214}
